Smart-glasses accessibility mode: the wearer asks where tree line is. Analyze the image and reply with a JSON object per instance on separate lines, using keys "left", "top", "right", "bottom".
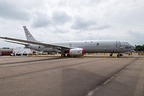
{"left": 135, "top": 45, "right": 144, "bottom": 51}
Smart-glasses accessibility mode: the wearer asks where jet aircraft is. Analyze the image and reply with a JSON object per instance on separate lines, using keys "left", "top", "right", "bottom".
{"left": 0, "top": 26, "right": 134, "bottom": 57}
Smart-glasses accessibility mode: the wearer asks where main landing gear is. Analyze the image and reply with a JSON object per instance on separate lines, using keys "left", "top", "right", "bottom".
{"left": 61, "top": 53, "right": 66, "bottom": 57}
{"left": 117, "top": 53, "right": 123, "bottom": 57}
{"left": 109, "top": 53, "right": 123, "bottom": 57}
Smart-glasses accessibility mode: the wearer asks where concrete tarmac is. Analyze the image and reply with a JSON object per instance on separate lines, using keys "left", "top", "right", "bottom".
{"left": 0, "top": 56, "right": 143, "bottom": 96}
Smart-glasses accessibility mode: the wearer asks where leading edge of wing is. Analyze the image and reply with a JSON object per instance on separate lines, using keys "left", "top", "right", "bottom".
{"left": 5, "top": 40, "right": 29, "bottom": 45}
{"left": 0, "top": 37, "right": 70, "bottom": 50}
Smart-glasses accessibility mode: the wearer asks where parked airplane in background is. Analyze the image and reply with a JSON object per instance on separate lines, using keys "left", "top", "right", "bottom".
{"left": 0, "top": 26, "right": 134, "bottom": 57}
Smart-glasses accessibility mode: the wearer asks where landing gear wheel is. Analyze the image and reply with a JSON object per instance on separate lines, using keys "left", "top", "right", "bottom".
{"left": 117, "top": 53, "right": 123, "bottom": 57}
{"left": 110, "top": 53, "right": 113, "bottom": 56}
{"left": 61, "top": 54, "right": 66, "bottom": 57}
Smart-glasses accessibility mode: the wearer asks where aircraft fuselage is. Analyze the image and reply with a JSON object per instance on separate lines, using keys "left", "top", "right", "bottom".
{"left": 28, "top": 40, "right": 134, "bottom": 53}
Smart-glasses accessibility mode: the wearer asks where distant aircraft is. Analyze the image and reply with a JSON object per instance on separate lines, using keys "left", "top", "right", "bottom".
{"left": 0, "top": 26, "right": 134, "bottom": 57}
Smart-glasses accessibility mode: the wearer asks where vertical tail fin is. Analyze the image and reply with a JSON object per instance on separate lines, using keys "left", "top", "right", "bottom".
{"left": 23, "top": 26, "right": 36, "bottom": 41}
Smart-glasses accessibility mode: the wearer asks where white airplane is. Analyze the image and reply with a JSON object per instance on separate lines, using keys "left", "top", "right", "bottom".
{"left": 0, "top": 26, "right": 134, "bottom": 57}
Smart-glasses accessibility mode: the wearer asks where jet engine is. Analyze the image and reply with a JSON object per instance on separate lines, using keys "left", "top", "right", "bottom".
{"left": 68, "top": 48, "right": 84, "bottom": 56}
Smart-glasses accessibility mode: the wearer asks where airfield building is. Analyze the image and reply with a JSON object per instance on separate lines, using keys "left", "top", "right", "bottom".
{"left": 0, "top": 47, "right": 13, "bottom": 56}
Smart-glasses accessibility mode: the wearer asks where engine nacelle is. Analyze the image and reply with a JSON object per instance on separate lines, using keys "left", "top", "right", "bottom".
{"left": 68, "top": 48, "right": 84, "bottom": 56}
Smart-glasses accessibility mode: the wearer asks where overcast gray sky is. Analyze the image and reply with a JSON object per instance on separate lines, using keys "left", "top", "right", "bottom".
{"left": 0, "top": 0, "right": 144, "bottom": 47}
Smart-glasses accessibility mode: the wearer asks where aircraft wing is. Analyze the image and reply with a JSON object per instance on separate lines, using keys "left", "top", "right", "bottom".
{"left": 0, "top": 37, "right": 71, "bottom": 50}
{"left": 5, "top": 40, "right": 29, "bottom": 45}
